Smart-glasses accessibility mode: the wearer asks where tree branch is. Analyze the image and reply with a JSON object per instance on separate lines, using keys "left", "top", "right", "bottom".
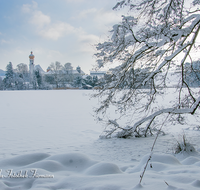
{"left": 129, "top": 96, "right": 200, "bottom": 132}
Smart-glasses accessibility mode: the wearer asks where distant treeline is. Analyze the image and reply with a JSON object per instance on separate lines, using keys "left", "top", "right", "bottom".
{"left": 0, "top": 61, "right": 199, "bottom": 90}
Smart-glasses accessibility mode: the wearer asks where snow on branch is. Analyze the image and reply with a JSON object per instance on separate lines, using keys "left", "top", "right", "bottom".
{"left": 94, "top": 0, "right": 200, "bottom": 138}
{"left": 142, "top": 42, "right": 191, "bottom": 86}
{"left": 102, "top": 96, "right": 200, "bottom": 138}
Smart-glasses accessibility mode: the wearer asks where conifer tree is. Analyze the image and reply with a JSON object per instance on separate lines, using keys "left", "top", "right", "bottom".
{"left": 4, "top": 62, "right": 14, "bottom": 88}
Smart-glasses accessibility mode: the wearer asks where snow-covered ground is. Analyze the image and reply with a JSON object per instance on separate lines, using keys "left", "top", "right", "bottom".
{"left": 0, "top": 90, "right": 199, "bottom": 190}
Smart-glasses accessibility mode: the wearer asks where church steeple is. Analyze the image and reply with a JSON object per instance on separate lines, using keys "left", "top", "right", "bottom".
{"left": 29, "top": 51, "right": 35, "bottom": 84}
{"left": 29, "top": 51, "right": 35, "bottom": 65}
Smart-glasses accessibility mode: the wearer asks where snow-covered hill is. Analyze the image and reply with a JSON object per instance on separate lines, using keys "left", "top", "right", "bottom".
{"left": 0, "top": 69, "right": 5, "bottom": 76}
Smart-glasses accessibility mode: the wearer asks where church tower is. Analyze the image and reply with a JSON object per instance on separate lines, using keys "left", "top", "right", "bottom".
{"left": 29, "top": 51, "right": 35, "bottom": 83}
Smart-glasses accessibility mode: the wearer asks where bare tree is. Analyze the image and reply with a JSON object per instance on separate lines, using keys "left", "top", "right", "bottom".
{"left": 94, "top": 0, "right": 200, "bottom": 138}
{"left": 49, "top": 62, "right": 63, "bottom": 88}
{"left": 16, "top": 63, "right": 29, "bottom": 81}
{"left": 63, "top": 62, "right": 74, "bottom": 83}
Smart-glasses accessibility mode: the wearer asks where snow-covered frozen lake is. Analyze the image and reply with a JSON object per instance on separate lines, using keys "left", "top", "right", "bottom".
{"left": 0, "top": 90, "right": 103, "bottom": 159}
{"left": 0, "top": 90, "right": 165, "bottom": 164}
{"left": 0, "top": 90, "right": 200, "bottom": 190}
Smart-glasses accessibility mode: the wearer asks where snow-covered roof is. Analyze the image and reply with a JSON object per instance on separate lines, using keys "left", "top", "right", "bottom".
{"left": 45, "top": 69, "right": 85, "bottom": 75}
{"left": 35, "top": 65, "right": 45, "bottom": 74}
{"left": 72, "top": 69, "right": 85, "bottom": 75}
{"left": 45, "top": 70, "right": 53, "bottom": 74}
{"left": 90, "top": 71, "right": 106, "bottom": 74}
{"left": 90, "top": 71, "right": 106, "bottom": 78}
{"left": 72, "top": 70, "right": 79, "bottom": 74}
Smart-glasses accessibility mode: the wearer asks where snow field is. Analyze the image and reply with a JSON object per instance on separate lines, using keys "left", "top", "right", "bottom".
{"left": 0, "top": 90, "right": 199, "bottom": 189}
{"left": 0, "top": 152, "right": 199, "bottom": 189}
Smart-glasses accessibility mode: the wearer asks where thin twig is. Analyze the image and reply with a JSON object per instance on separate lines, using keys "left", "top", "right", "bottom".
{"left": 139, "top": 113, "right": 170, "bottom": 184}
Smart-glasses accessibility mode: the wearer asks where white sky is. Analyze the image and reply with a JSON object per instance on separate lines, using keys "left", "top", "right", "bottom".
{"left": 0, "top": 0, "right": 125, "bottom": 74}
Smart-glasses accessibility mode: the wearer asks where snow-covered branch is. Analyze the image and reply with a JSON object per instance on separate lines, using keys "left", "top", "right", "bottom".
{"left": 133, "top": 96, "right": 200, "bottom": 128}
{"left": 94, "top": 0, "right": 200, "bottom": 138}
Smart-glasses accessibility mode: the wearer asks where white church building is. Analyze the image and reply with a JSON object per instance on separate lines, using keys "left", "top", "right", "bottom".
{"left": 28, "top": 51, "right": 87, "bottom": 88}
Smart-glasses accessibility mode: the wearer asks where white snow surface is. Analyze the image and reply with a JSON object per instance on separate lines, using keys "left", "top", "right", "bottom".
{"left": 0, "top": 90, "right": 200, "bottom": 190}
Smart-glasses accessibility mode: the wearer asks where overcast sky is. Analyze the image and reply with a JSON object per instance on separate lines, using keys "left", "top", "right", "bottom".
{"left": 0, "top": 0, "right": 125, "bottom": 74}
